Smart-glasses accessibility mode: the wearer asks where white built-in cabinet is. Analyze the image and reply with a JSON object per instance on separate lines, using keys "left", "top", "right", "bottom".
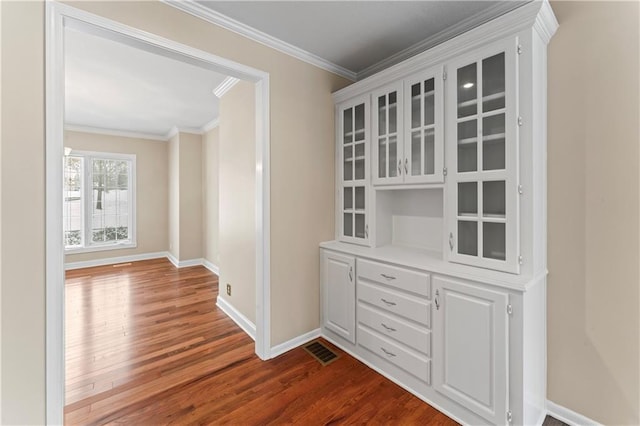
{"left": 323, "top": 2, "right": 557, "bottom": 425}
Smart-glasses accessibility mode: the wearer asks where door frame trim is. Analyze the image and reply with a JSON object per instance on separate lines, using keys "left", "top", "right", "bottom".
{"left": 45, "top": 3, "right": 272, "bottom": 423}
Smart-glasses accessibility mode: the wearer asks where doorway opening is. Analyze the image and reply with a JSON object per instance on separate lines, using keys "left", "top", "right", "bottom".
{"left": 45, "top": 3, "right": 271, "bottom": 424}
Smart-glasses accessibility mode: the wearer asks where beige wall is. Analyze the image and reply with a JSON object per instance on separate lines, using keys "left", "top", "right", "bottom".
{"left": 177, "top": 132, "right": 203, "bottom": 261}
{"left": 1, "top": 2, "right": 46, "bottom": 423}
{"left": 547, "top": 2, "right": 639, "bottom": 424}
{"left": 63, "top": 0, "right": 350, "bottom": 348}
{"left": 64, "top": 131, "right": 169, "bottom": 263}
{"left": 168, "top": 132, "right": 180, "bottom": 259}
{"left": 218, "top": 81, "right": 256, "bottom": 323}
{"left": 168, "top": 131, "right": 204, "bottom": 262}
{"left": 203, "top": 126, "right": 220, "bottom": 266}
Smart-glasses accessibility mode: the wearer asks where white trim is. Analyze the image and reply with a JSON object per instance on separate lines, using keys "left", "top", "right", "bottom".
{"left": 216, "top": 296, "right": 256, "bottom": 340}
{"left": 333, "top": 0, "right": 558, "bottom": 103}
{"left": 162, "top": 0, "right": 535, "bottom": 82}
{"left": 213, "top": 76, "right": 239, "bottom": 98}
{"left": 202, "top": 259, "right": 220, "bottom": 275}
{"left": 45, "top": 4, "right": 66, "bottom": 423}
{"left": 165, "top": 126, "right": 179, "bottom": 140}
{"left": 64, "top": 150, "right": 137, "bottom": 254}
{"left": 357, "top": 1, "right": 524, "bottom": 79}
{"left": 65, "top": 242, "right": 137, "bottom": 255}
{"left": 164, "top": 125, "right": 206, "bottom": 140}
{"left": 65, "top": 251, "right": 222, "bottom": 272}
{"left": 200, "top": 117, "right": 219, "bottom": 133}
{"left": 254, "top": 76, "right": 271, "bottom": 360}
{"left": 165, "top": 252, "right": 204, "bottom": 269}
{"left": 162, "top": 0, "right": 356, "bottom": 81}
{"left": 46, "top": 3, "right": 272, "bottom": 423}
{"left": 546, "top": 400, "right": 603, "bottom": 426}
{"left": 64, "top": 124, "right": 168, "bottom": 142}
{"left": 270, "top": 328, "right": 321, "bottom": 358}
{"left": 65, "top": 251, "right": 168, "bottom": 270}
{"left": 65, "top": 123, "right": 223, "bottom": 141}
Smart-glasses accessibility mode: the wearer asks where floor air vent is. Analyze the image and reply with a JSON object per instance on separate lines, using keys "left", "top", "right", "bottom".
{"left": 303, "top": 340, "right": 339, "bottom": 366}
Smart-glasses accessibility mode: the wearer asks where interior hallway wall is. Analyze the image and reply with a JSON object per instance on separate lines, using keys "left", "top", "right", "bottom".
{"left": 202, "top": 126, "right": 220, "bottom": 268}
{"left": 218, "top": 81, "right": 255, "bottom": 323}
{"left": 0, "top": 1, "right": 348, "bottom": 421}
{"left": 168, "top": 131, "right": 204, "bottom": 262}
{"left": 547, "top": 1, "right": 640, "bottom": 424}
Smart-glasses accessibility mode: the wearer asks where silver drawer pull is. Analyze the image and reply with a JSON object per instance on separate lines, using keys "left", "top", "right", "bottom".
{"left": 380, "top": 298, "right": 397, "bottom": 306}
{"left": 381, "top": 323, "right": 396, "bottom": 332}
{"left": 381, "top": 347, "right": 396, "bottom": 357}
{"left": 380, "top": 273, "right": 396, "bottom": 280}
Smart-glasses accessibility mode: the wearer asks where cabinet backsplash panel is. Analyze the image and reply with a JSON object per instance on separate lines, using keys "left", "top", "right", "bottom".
{"left": 322, "top": 1, "right": 557, "bottom": 425}
{"left": 375, "top": 189, "right": 443, "bottom": 252}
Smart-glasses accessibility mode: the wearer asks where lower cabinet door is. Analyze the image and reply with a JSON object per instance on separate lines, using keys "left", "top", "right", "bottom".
{"left": 321, "top": 250, "right": 356, "bottom": 343}
{"left": 432, "top": 276, "right": 509, "bottom": 424}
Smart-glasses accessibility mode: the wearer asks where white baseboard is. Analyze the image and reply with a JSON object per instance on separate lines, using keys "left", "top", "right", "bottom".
{"left": 177, "top": 258, "right": 204, "bottom": 267}
{"left": 166, "top": 252, "right": 179, "bottom": 267}
{"left": 166, "top": 253, "right": 204, "bottom": 268}
{"left": 547, "top": 400, "right": 602, "bottom": 426}
{"left": 216, "top": 296, "right": 256, "bottom": 341}
{"left": 65, "top": 251, "right": 168, "bottom": 270}
{"left": 270, "top": 328, "right": 321, "bottom": 358}
{"left": 66, "top": 252, "right": 219, "bottom": 273}
{"left": 202, "top": 259, "right": 220, "bottom": 275}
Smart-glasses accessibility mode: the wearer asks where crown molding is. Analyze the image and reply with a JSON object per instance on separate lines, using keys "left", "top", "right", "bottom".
{"left": 165, "top": 125, "right": 179, "bottom": 140}
{"left": 64, "top": 124, "right": 168, "bottom": 141}
{"left": 162, "top": 0, "right": 357, "bottom": 81}
{"left": 201, "top": 117, "right": 219, "bottom": 133}
{"left": 65, "top": 123, "right": 215, "bottom": 141}
{"left": 334, "top": 0, "right": 557, "bottom": 104}
{"left": 534, "top": 0, "right": 559, "bottom": 44}
{"left": 356, "top": 1, "right": 527, "bottom": 80}
{"left": 213, "top": 76, "right": 239, "bottom": 98}
{"left": 164, "top": 125, "right": 205, "bottom": 140}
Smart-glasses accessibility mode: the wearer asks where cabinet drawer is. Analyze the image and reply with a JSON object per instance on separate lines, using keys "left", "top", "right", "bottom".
{"left": 358, "top": 303, "right": 431, "bottom": 357}
{"left": 358, "top": 259, "right": 431, "bottom": 298}
{"left": 358, "top": 325, "right": 431, "bottom": 384}
{"left": 358, "top": 281, "right": 431, "bottom": 327}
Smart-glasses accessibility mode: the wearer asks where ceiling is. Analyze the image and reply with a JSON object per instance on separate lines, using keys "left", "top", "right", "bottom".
{"left": 65, "top": 27, "right": 228, "bottom": 138}
{"left": 195, "top": 1, "right": 527, "bottom": 78}
{"left": 65, "top": 1, "right": 527, "bottom": 136}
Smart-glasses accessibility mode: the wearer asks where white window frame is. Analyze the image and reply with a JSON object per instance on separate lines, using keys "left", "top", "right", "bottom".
{"left": 64, "top": 150, "right": 137, "bottom": 254}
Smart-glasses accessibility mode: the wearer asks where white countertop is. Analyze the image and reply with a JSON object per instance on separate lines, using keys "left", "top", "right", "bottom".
{"left": 320, "top": 240, "right": 545, "bottom": 292}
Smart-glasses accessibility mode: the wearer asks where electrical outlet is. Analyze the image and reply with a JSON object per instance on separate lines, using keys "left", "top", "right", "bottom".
{"left": 226, "top": 284, "right": 231, "bottom": 296}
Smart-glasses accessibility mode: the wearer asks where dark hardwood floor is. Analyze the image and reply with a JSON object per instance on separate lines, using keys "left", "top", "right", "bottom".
{"left": 65, "top": 258, "right": 458, "bottom": 425}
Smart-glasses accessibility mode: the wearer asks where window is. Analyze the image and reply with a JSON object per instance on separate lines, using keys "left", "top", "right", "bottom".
{"left": 63, "top": 151, "right": 136, "bottom": 252}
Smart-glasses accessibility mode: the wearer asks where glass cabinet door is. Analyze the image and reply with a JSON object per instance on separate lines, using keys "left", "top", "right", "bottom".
{"left": 339, "top": 97, "right": 369, "bottom": 245}
{"left": 447, "top": 40, "right": 519, "bottom": 273}
{"left": 404, "top": 67, "right": 444, "bottom": 183}
{"left": 371, "top": 82, "right": 403, "bottom": 185}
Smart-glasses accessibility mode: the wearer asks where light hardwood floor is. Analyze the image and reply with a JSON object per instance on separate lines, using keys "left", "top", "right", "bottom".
{"left": 65, "top": 258, "right": 459, "bottom": 425}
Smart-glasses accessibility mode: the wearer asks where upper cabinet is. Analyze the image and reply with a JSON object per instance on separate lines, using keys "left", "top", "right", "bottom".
{"left": 446, "top": 38, "right": 519, "bottom": 273}
{"left": 371, "top": 67, "right": 444, "bottom": 186}
{"left": 331, "top": 0, "right": 557, "bottom": 278}
{"left": 404, "top": 67, "right": 444, "bottom": 184}
{"left": 338, "top": 95, "right": 370, "bottom": 245}
{"left": 372, "top": 82, "right": 403, "bottom": 185}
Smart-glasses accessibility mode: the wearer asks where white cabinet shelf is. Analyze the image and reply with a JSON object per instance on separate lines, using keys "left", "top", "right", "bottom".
{"left": 457, "top": 91, "right": 506, "bottom": 109}
{"left": 412, "top": 90, "right": 435, "bottom": 101}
